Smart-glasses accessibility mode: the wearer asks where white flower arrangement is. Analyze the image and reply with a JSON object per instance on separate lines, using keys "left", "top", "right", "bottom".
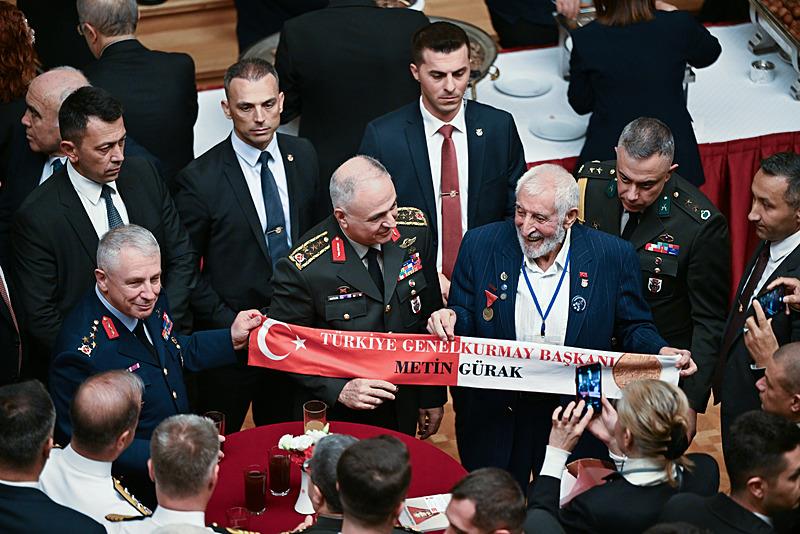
{"left": 278, "top": 423, "right": 331, "bottom": 452}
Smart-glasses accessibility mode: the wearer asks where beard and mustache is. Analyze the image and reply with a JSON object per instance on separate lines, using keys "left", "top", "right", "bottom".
{"left": 517, "top": 223, "right": 567, "bottom": 262}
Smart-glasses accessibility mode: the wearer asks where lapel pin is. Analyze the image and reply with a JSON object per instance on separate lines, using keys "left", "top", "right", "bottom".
{"left": 571, "top": 296, "right": 587, "bottom": 313}
{"left": 579, "top": 271, "right": 589, "bottom": 288}
{"left": 287, "top": 154, "right": 294, "bottom": 162}
{"left": 476, "top": 128, "right": 483, "bottom": 137}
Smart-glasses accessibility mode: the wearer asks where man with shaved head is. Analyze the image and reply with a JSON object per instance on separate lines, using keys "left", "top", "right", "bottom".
{"left": 269, "top": 155, "right": 446, "bottom": 438}
{"left": 40, "top": 370, "right": 152, "bottom": 526}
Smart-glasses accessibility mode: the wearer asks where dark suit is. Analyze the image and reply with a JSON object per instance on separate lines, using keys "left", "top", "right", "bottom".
{"left": 578, "top": 162, "right": 730, "bottom": 412}
{"left": 716, "top": 241, "right": 800, "bottom": 452}
{"left": 359, "top": 100, "right": 526, "bottom": 249}
{"left": 173, "top": 133, "right": 319, "bottom": 430}
{"left": 0, "top": 482, "right": 105, "bottom": 534}
{"left": 49, "top": 290, "right": 236, "bottom": 480}
{"left": 660, "top": 493, "right": 775, "bottom": 534}
{"left": 234, "top": 0, "right": 328, "bottom": 54}
{"left": 0, "top": 263, "right": 24, "bottom": 385}
{"left": 84, "top": 39, "right": 198, "bottom": 181}
{"left": 448, "top": 221, "right": 667, "bottom": 488}
{"left": 568, "top": 11, "right": 721, "bottom": 186}
{"left": 528, "top": 453, "right": 719, "bottom": 534}
{"left": 11, "top": 157, "right": 197, "bottom": 379}
{"left": 276, "top": 0, "right": 429, "bottom": 188}
{"left": 269, "top": 208, "right": 446, "bottom": 434}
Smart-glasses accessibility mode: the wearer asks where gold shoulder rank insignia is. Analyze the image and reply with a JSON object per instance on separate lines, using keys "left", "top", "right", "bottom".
{"left": 105, "top": 514, "right": 146, "bottom": 522}
{"left": 113, "top": 477, "right": 153, "bottom": 516}
{"left": 77, "top": 320, "right": 101, "bottom": 356}
{"left": 576, "top": 160, "right": 615, "bottom": 180}
{"left": 396, "top": 207, "right": 427, "bottom": 226}
{"left": 289, "top": 231, "right": 330, "bottom": 271}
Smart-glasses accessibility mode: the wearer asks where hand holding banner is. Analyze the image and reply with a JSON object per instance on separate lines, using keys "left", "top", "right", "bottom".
{"left": 248, "top": 316, "right": 679, "bottom": 398}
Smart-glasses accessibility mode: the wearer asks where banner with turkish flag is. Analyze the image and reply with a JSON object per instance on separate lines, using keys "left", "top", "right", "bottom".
{"left": 247, "top": 317, "right": 679, "bottom": 398}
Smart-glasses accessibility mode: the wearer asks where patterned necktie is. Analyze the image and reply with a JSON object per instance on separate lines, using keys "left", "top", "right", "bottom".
{"left": 259, "top": 151, "right": 289, "bottom": 267}
{"left": 100, "top": 185, "right": 124, "bottom": 230}
{"left": 365, "top": 247, "right": 384, "bottom": 295}
{"left": 438, "top": 124, "right": 462, "bottom": 279}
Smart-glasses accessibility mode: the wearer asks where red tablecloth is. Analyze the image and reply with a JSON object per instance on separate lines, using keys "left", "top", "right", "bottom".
{"left": 530, "top": 131, "right": 800, "bottom": 301}
{"left": 205, "top": 422, "right": 467, "bottom": 533}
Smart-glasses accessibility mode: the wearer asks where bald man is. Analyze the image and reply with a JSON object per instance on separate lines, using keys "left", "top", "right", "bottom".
{"left": 40, "top": 370, "right": 153, "bottom": 528}
{"left": 269, "top": 155, "right": 446, "bottom": 438}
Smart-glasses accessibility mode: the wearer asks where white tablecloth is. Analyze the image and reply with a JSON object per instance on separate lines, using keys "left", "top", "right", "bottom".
{"left": 193, "top": 23, "right": 800, "bottom": 162}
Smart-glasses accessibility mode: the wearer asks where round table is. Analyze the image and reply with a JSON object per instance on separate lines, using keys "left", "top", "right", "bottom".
{"left": 205, "top": 422, "right": 467, "bottom": 533}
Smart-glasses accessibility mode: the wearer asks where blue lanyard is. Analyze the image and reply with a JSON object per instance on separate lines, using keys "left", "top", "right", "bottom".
{"left": 520, "top": 249, "right": 571, "bottom": 337}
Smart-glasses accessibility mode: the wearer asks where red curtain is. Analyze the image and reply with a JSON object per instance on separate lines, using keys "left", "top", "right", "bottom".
{"left": 529, "top": 131, "right": 800, "bottom": 300}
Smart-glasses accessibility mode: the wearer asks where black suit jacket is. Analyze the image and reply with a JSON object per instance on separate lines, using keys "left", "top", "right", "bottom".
{"left": 16, "top": 0, "right": 95, "bottom": 70}
{"left": 660, "top": 493, "right": 774, "bottom": 533}
{"left": 275, "top": 0, "right": 429, "bottom": 186}
{"left": 0, "top": 482, "right": 105, "bottom": 533}
{"left": 11, "top": 157, "right": 198, "bottom": 377}
{"left": 528, "top": 453, "right": 719, "bottom": 534}
{"left": 174, "top": 133, "right": 320, "bottom": 328}
{"left": 0, "top": 263, "right": 24, "bottom": 385}
{"left": 359, "top": 100, "right": 526, "bottom": 249}
{"left": 568, "top": 11, "right": 721, "bottom": 185}
{"left": 84, "top": 39, "right": 198, "bottom": 180}
{"left": 716, "top": 240, "right": 800, "bottom": 447}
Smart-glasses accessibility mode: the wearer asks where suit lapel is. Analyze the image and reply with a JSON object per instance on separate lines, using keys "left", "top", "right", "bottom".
{"left": 222, "top": 138, "right": 271, "bottom": 262}
{"left": 465, "top": 103, "right": 485, "bottom": 227}
{"left": 145, "top": 306, "right": 168, "bottom": 367}
{"left": 499, "top": 222, "right": 522, "bottom": 340}
{"left": 629, "top": 206, "right": 666, "bottom": 251}
{"left": 565, "top": 225, "right": 595, "bottom": 345}
{"left": 56, "top": 170, "right": 99, "bottom": 264}
{"left": 405, "top": 110, "right": 437, "bottom": 234}
{"left": 277, "top": 134, "right": 301, "bottom": 243}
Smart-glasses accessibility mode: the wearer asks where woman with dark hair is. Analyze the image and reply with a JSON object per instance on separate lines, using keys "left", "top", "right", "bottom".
{"left": 568, "top": 0, "right": 721, "bottom": 186}
{"left": 529, "top": 380, "right": 720, "bottom": 533}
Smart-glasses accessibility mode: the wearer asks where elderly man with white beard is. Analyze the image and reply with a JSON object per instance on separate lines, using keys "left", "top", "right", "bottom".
{"left": 427, "top": 163, "right": 696, "bottom": 489}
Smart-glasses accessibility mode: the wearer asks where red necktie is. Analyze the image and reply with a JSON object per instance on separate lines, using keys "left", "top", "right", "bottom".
{"left": 439, "top": 124, "right": 462, "bottom": 279}
{"left": 0, "top": 271, "right": 22, "bottom": 375}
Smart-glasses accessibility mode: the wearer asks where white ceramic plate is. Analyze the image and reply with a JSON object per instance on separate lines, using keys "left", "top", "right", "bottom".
{"left": 528, "top": 115, "right": 588, "bottom": 142}
{"left": 493, "top": 77, "right": 552, "bottom": 98}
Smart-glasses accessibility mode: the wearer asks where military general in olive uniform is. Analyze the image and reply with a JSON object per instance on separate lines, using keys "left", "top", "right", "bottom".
{"left": 269, "top": 155, "right": 446, "bottom": 438}
{"left": 577, "top": 117, "right": 730, "bottom": 432}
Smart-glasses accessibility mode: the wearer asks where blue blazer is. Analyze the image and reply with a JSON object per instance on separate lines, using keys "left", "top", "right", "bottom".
{"left": 49, "top": 290, "right": 237, "bottom": 475}
{"left": 448, "top": 220, "right": 666, "bottom": 468}
{"left": 359, "top": 100, "right": 526, "bottom": 244}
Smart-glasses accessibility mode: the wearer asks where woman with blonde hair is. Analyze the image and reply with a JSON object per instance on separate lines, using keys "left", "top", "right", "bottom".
{"left": 528, "top": 379, "right": 719, "bottom": 533}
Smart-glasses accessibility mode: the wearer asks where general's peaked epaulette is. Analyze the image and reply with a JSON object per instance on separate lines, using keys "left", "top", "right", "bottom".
{"left": 576, "top": 160, "right": 615, "bottom": 180}
{"left": 105, "top": 514, "right": 146, "bottom": 522}
{"left": 289, "top": 231, "right": 330, "bottom": 270}
{"left": 113, "top": 477, "right": 153, "bottom": 516}
{"left": 396, "top": 207, "right": 428, "bottom": 226}
{"left": 76, "top": 319, "right": 101, "bottom": 357}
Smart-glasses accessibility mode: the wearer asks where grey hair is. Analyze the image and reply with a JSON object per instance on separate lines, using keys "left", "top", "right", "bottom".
{"left": 97, "top": 224, "right": 160, "bottom": 273}
{"left": 617, "top": 117, "right": 675, "bottom": 161}
{"left": 515, "top": 164, "right": 579, "bottom": 220}
{"left": 150, "top": 414, "right": 219, "bottom": 499}
{"left": 38, "top": 66, "right": 89, "bottom": 107}
{"left": 77, "top": 0, "right": 138, "bottom": 36}
{"left": 309, "top": 434, "right": 358, "bottom": 513}
{"left": 329, "top": 155, "right": 390, "bottom": 210}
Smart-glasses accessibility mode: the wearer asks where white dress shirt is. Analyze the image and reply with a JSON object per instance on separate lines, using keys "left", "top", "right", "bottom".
{"left": 746, "top": 229, "right": 800, "bottom": 303}
{"left": 515, "top": 229, "right": 572, "bottom": 345}
{"left": 39, "top": 155, "right": 67, "bottom": 185}
{"left": 67, "top": 161, "right": 129, "bottom": 237}
{"left": 119, "top": 506, "right": 209, "bottom": 533}
{"left": 0, "top": 479, "right": 39, "bottom": 489}
{"left": 420, "top": 98, "right": 469, "bottom": 273}
{"left": 230, "top": 131, "right": 292, "bottom": 246}
{"left": 40, "top": 445, "right": 145, "bottom": 530}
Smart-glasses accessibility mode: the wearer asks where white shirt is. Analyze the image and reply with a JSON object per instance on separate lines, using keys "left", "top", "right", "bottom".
{"left": 119, "top": 506, "right": 209, "bottom": 533}
{"left": 419, "top": 98, "right": 469, "bottom": 273}
{"left": 0, "top": 479, "right": 40, "bottom": 489}
{"left": 230, "top": 131, "right": 292, "bottom": 245}
{"left": 515, "top": 229, "right": 572, "bottom": 345}
{"left": 67, "top": 161, "right": 129, "bottom": 237}
{"left": 40, "top": 445, "right": 146, "bottom": 530}
{"left": 39, "top": 155, "right": 67, "bottom": 185}
{"left": 745, "top": 229, "right": 800, "bottom": 303}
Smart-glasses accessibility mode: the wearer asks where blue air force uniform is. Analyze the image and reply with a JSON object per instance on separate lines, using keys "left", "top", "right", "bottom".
{"left": 49, "top": 288, "right": 238, "bottom": 476}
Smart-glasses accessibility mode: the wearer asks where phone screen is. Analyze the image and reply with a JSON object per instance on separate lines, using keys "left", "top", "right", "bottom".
{"left": 756, "top": 285, "right": 785, "bottom": 318}
{"left": 575, "top": 363, "right": 602, "bottom": 413}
